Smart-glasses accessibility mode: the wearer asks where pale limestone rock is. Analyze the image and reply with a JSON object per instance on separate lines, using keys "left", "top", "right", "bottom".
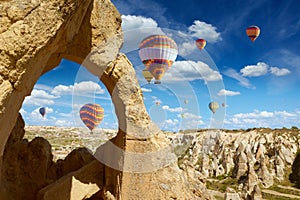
{"left": 232, "top": 152, "right": 248, "bottom": 179}
{"left": 256, "top": 157, "right": 273, "bottom": 188}
{"left": 250, "top": 185, "right": 262, "bottom": 200}
{"left": 37, "top": 160, "right": 104, "bottom": 200}
{"left": 225, "top": 187, "right": 240, "bottom": 200}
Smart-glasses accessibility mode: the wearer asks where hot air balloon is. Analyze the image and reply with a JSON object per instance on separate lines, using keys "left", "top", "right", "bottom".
{"left": 139, "top": 34, "right": 178, "bottom": 84}
{"left": 209, "top": 101, "right": 219, "bottom": 114}
{"left": 155, "top": 101, "right": 161, "bottom": 106}
{"left": 184, "top": 99, "right": 189, "bottom": 104}
{"left": 79, "top": 103, "right": 104, "bottom": 132}
{"left": 195, "top": 38, "right": 206, "bottom": 50}
{"left": 246, "top": 26, "right": 260, "bottom": 42}
{"left": 142, "top": 69, "right": 153, "bottom": 84}
{"left": 222, "top": 103, "right": 226, "bottom": 107}
{"left": 39, "top": 107, "right": 46, "bottom": 117}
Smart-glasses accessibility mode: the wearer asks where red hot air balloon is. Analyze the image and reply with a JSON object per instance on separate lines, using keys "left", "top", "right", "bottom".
{"left": 195, "top": 38, "right": 206, "bottom": 50}
{"left": 79, "top": 103, "right": 104, "bottom": 132}
{"left": 246, "top": 26, "right": 260, "bottom": 42}
{"left": 139, "top": 34, "right": 178, "bottom": 84}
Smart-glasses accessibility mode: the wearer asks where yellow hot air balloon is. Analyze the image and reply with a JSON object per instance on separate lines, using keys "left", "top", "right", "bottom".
{"left": 209, "top": 101, "right": 219, "bottom": 114}
{"left": 139, "top": 34, "right": 178, "bottom": 84}
{"left": 142, "top": 69, "right": 153, "bottom": 84}
{"left": 246, "top": 26, "right": 260, "bottom": 42}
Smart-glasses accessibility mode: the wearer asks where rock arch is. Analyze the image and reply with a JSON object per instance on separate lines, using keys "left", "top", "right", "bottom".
{"left": 0, "top": 0, "right": 209, "bottom": 199}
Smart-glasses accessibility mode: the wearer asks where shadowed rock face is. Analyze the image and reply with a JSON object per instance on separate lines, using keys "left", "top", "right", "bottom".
{"left": 0, "top": 0, "right": 210, "bottom": 199}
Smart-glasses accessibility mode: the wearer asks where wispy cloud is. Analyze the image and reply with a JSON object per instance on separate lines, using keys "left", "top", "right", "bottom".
{"left": 218, "top": 89, "right": 240, "bottom": 96}
{"left": 224, "top": 109, "right": 299, "bottom": 129}
{"left": 162, "top": 105, "right": 183, "bottom": 113}
{"left": 223, "top": 68, "right": 255, "bottom": 89}
{"left": 141, "top": 87, "right": 152, "bottom": 92}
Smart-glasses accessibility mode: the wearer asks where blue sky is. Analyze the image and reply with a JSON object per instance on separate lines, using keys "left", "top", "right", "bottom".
{"left": 21, "top": 0, "right": 300, "bottom": 131}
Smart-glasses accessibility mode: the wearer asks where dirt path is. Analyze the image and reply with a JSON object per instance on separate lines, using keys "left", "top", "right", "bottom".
{"left": 277, "top": 185, "right": 300, "bottom": 193}
{"left": 262, "top": 189, "right": 300, "bottom": 199}
{"left": 208, "top": 189, "right": 224, "bottom": 199}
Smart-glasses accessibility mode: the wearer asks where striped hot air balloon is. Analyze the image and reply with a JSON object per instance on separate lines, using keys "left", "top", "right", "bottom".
{"left": 79, "top": 103, "right": 104, "bottom": 132}
{"left": 138, "top": 34, "right": 178, "bottom": 84}
{"left": 246, "top": 26, "right": 260, "bottom": 42}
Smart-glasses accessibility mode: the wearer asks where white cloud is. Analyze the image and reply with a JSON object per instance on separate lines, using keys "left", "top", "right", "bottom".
{"left": 179, "top": 112, "right": 202, "bottom": 120}
{"left": 270, "top": 67, "right": 291, "bottom": 76}
{"left": 240, "top": 62, "right": 269, "bottom": 77}
{"left": 23, "top": 89, "right": 59, "bottom": 106}
{"left": 240, "top": 62, "right": 291, "bottom": 78}
{"left": 164, "top": 60, "right": 222, "bottom": 83}
{"left": 165, "top": 118, "right": 179, "bottom": 126}
{"left": 121, "top": 15, "right": 163, "bottom": 52}
{"left": 141, "top": 87, "right": 152, "bottom": 92}
{"left": 162, "top": 105, "right": 183, "bottom": 113}
{"left": 223, "top": 68, "right": 255, "bottom": 89}
{"left": 19, "top": 108, "right": 27, "bottom": 115}
{"left": 224, "top": 109, "right": 300, "bottom": 129}
{"left": 218, "top": 89, "right": 240, "bottom": 96}
{"left": 55, "top": 120, "right": 74, "bottom": 127}
{"left": 188, "top": 20, "right": 222, "bottom": 43}
{"left": 234, "top": 110, "right": 274, "bottom": 118}
{"left": 122, "top": 15, "right": 158, "bottom": 31}
{"left": 52, "top": 81, "right": 105, "bottom": 96}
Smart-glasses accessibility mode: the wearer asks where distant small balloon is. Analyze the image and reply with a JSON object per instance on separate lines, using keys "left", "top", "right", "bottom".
{"left": 184, "top": 99, "right": 189, "bottom": 104}
{"left": 195, "top": 38, "right": 206, "bottom": 50}
{"left": 246, "top": 26, "right": 260, "bottom": 42}
{"left": 142, "top": 69, "right": 153, "bottom": 84}
{"left": 209, "top": 101, "right": 219, "bottom": 114}
{"left": 39, "top": 107, "right": 46, "bottom": 117}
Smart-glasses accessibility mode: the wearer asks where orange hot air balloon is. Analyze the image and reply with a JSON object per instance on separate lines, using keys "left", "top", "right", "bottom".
{"left": 196, "top": 38, "right": 206, "bottom": 50}
{"left": 246, "top": 26, "right": 260, "bottom": 42}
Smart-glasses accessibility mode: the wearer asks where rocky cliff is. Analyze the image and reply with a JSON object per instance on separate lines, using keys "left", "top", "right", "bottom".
{"left": 171, "top": 128, "right": 300, "bottom": 199}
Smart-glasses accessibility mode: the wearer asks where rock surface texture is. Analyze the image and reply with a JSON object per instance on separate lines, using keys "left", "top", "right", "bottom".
{"left": 172, "top": 128, "right": 300, "bottom": 199}
{"left": 0, "top": 0, "right": 210, "bottom": 199}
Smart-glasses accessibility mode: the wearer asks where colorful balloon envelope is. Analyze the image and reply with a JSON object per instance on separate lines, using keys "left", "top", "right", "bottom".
{"left": 39, "top": 107, "right": 46, "bottom": 117}
{"left": 246, "top": 26, "right": 260, "bottom": 42}
{"left": 138, "top": 34, "right": 178, "bottom": 84}
{"left": 209, "top": 101, "right": 219, "bottom": 114}
{"left": 195, "top": 38, "right": 206, "bottom": 50}
{"left": 142, "top": 68, "right": 153, "bottom": 84}
{"left": 79, "top": 103, "right": 104, "bottom": 131}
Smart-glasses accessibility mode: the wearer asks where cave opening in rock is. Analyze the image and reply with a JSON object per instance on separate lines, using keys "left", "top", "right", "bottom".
{"left": 20, "top": 58, "right": 118, "bottom": 161}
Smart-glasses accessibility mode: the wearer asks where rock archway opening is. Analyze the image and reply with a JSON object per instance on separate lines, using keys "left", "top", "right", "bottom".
{"left": 21, "top": 58, "right": 118, "bottom": 161}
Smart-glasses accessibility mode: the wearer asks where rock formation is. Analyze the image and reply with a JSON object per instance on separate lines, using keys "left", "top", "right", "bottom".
{"left": 173, "top": 128, "right": 300, "bottom": 198}
{"left": 0, "top": 0, "right": 211, "bottom": 199}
